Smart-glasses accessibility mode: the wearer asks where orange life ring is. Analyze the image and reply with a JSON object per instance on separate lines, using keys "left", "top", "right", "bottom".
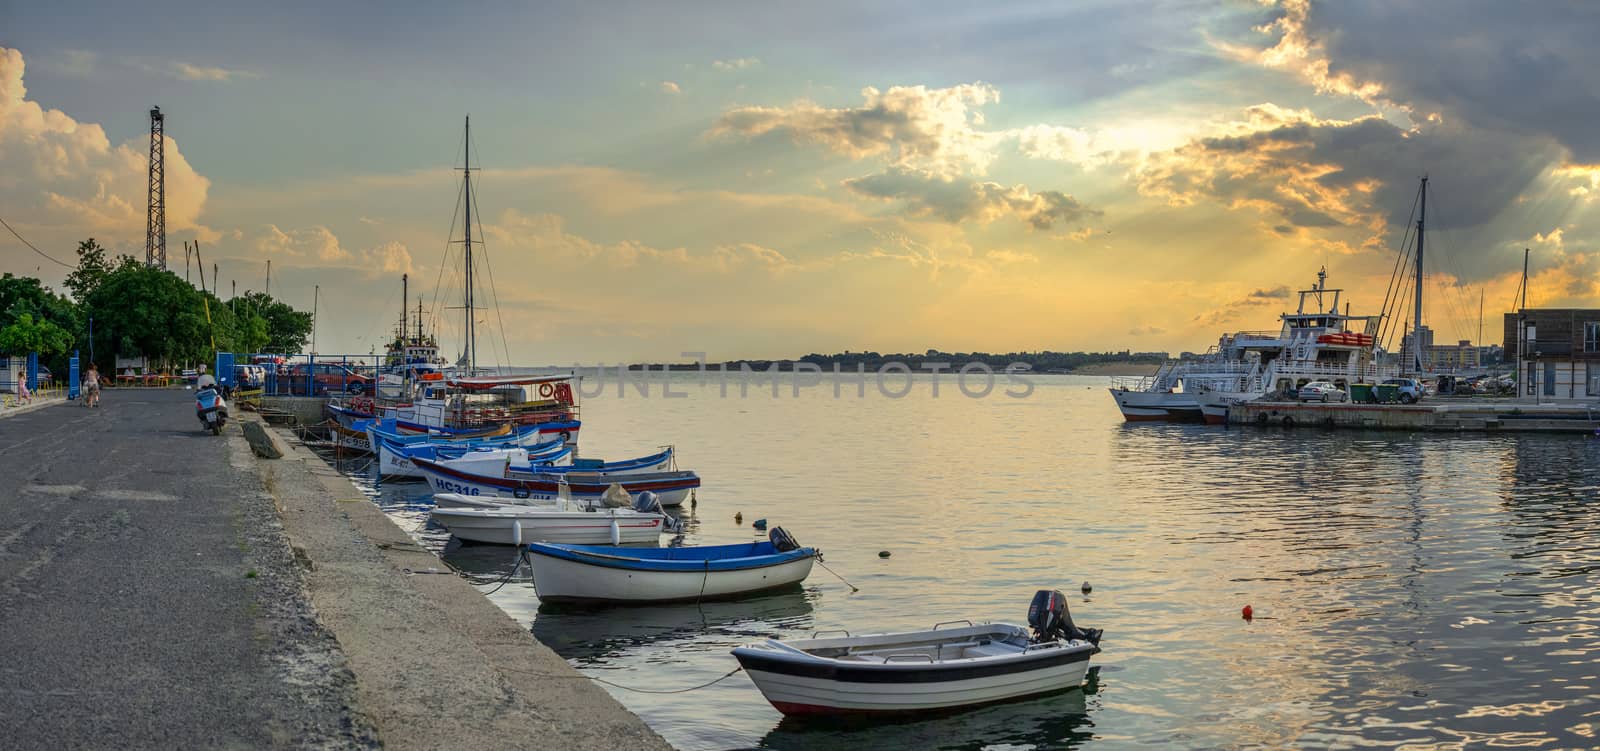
{"left": 538, "top": 383, "right": 554, "bottom": 398}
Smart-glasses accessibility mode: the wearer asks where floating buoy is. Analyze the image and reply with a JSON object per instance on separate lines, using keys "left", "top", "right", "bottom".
{"left": 752, "top": 518, "right": 767, "bottom": 530}
{"left": 1081, "top": 581, "right": 1092, "bottom": 595}
{"left": 1242, "top": 605, "right": 1254, "bottom": 621}
{"left": 878, "top": 550, "right": 891, "bottom": 558}
{"left": 734, "top": 512, "right": 742, "bottom": 524}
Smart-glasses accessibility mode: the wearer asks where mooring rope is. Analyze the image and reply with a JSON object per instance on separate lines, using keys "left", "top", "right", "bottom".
{"left": 589, "top": 666, "right": 745, "bottom": 694}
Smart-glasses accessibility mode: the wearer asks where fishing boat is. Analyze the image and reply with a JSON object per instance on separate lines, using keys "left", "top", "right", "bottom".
{"left": 376, "top": 434, "right": 571, "bottom": 479}
{"left": 411, "top": 456, "right": 700, "bottom": 507}
{"left": 413, "top": 455, "right": 699, "bottom": 506}
{"left": 526, "top": 528, "right": 816, "bottom": 605}
{"left": 427, "top": 493, "right": 668, "bottom": 545}
{"left": 733, "top": 589, "right": 1102, "bottom": 716}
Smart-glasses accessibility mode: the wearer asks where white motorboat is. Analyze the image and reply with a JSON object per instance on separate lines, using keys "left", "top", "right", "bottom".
{"left": 733, "top": 590, "right": 1102, "bottom": 716}
{"left": 376, "top": 435, "right": 571, "bottom": 479}
{"left": 427, "top": 492, "right": 668, "bottom": 545}
{"left": 526, "top": 529, "right": 817, "bottom": 605}
{"left": 411, "top": 456, "right": 700, "bottom": 507}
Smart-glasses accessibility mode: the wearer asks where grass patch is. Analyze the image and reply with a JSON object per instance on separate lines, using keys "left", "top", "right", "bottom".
{"left": 245, "top": 569, "right": 258, "bottom": 579}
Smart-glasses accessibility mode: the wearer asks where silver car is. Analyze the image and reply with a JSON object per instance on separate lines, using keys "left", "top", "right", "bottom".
{"left": 1298, "top": 381, "right": 1347, "bottom": 402}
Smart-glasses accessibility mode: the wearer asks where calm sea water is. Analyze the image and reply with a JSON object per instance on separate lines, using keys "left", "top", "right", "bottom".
{"left": 339, "top": 373, "right": 1600, "bottom": 750}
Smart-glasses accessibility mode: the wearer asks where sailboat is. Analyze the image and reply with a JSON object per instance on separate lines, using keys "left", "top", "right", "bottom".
{"left": 332, "top": 118, "right": 584, "bottom": 442}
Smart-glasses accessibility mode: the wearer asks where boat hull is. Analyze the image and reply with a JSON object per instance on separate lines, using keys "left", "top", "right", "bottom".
{"left": 733, "top": 628, "right": 1096, "bottom": 715}
{"left": 428, "top": 505, "right": 665, "bottom": 545}
{"left": 1108, "top": 388, "right": 1203, "bottom": 423}
{"left": 1195, "top": 389, "right": 1254, "bottom": 425}
{"left": 527, "top": 549, "right": 815, "bottom": 605}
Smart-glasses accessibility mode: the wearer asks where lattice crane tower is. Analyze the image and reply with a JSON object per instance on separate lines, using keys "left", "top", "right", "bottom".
{"left": 145, "top": 106, "right": 166, "bottom": 268}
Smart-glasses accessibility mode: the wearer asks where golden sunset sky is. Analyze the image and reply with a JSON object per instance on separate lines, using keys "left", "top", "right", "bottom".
{"left": 3, "top": 0, "right": 1597, "bottom": 363}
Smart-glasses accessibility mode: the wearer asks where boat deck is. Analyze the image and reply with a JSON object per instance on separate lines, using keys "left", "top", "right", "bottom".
{"left": 1230, "top": 399, "right": 1600, "bottom": 433}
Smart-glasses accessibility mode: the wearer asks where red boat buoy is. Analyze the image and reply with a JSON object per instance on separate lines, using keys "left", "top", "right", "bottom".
{"left": 1242, "top": 605, "right": 1254, "bottom": 621}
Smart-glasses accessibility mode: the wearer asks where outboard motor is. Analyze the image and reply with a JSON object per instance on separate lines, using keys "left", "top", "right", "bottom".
{"left": 1027, "top": 589, "right": 1103, "bottom": 647}
{"left": 631, "top": 491, "right": 682, "bottom": 533}
{"left": 769, "top": 526, "right": 800, "bottom": 552}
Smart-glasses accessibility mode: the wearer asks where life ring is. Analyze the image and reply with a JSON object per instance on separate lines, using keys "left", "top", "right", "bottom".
{"left": 538, "top": 383, "right": 554, "bottom": 398}
{"left": 560, "top": 430, "right": 572, "bottom": 443}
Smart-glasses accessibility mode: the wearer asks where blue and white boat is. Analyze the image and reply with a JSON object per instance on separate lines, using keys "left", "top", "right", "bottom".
{"left": 508, "top": 447, "right": 674, "bottom": 477}
{"left": 378, "top": 435, "right": 572, "bottom": 479}
{"left": 526, "top": 529, "right": 817, "bottom": 605}
{"left": 411, "top": 456, "right": 701, "bottom": 507}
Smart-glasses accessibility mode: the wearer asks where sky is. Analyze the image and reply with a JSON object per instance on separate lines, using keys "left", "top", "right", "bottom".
{"left": 3, "top": 0, "right": 1599, "bottom": 364}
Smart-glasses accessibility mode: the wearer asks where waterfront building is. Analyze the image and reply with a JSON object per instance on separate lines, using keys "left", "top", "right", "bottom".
{"left": 1425, "top": 339, "right": 1481, "bottom": 371}
{"left": 1503, "top": 309, "right": 1600, "bottom": 401}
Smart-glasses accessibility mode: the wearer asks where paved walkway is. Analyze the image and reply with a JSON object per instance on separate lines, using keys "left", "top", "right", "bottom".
{"left": 0, "top": 389, "right": 374, "bottom": 747}
{"left": 0, "top": 393, "right": 67, "bottom": 419}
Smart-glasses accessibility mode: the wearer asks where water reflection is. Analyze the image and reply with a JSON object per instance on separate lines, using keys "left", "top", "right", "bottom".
{"left": 758, "top": 670, "right": 1098, "bottom": 751}
{"left": 322, "top": 376, "right": 1600, "bottom": 749}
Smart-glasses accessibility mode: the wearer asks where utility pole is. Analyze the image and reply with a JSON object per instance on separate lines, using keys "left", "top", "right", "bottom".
{"left": 145, "top": 107, "right": 166, "bottom": 268}
{"left": 193, "top": 239, "right": 207, "bottom": 294}
{"left": 266, "top": 259, "right": 271, "bottom": 296}
{"left": 311, "top": 285, "right": 319, "bottom": 355}
{"left": 212, "top": 263, "right": 218, "bottom": 296}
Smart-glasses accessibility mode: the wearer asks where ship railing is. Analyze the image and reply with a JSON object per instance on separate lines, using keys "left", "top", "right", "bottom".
{"left": 1230, "top": 330, "right": 1283, "bottom": 341}
{"left": 1110, "top": 375, "right": 1157, "bottom": 392}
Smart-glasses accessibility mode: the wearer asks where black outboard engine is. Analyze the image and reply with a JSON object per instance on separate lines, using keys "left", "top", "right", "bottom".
{"left": 769, "top": 527, "right": 800, "bottom": 552}
{"left": 632, "top": 491, "right": 682, "bottom": 533}
{"left": 1028, "top": 589, "right": 1103, "bottom": 647}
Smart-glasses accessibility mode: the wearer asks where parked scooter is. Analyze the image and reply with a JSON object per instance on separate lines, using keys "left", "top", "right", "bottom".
{"left": 196, "top": 384, "right": 229, "bottom": 435}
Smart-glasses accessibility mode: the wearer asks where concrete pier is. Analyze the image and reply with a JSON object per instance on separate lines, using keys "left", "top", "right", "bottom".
{"left": 0, "top": 389, "right": 670, "bottom": 749}
{"left": 1231, "top": 399, "right": 1600, "bottom": 433}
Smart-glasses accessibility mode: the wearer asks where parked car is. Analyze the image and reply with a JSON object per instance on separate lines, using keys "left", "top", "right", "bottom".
{"left": 232, "top": 364, "right": 267, "bottom": 389}
{"left": 1298, "top": 381, "right": 1347, "bottom": 402}
{"left": 35, "top": 365, "right": 52, "bottom": 386}
{"left": 281, "top": 362, "right": 374, "bottom": 395}
{"left": 1381, "top": 377, "right": 1424, "bottom": 404}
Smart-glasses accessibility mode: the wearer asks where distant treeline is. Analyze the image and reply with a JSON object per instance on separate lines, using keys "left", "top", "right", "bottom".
{"left": 634, "top": 350, "right": 1169, "bottom": 372}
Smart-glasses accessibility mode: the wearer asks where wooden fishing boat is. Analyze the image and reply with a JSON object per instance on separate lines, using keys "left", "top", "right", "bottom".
{"left": 526, "top": 529, "right": 816, "bottom": 605}
{"left": 411, "top": 456, "right": 700, "bottom": 507}
{"left": 733, "top": 589, "right": 1102, "bottom": 716}
{"left": 377, "top": 435, "right": 571, "bottom": 479}
{"left": 427, "top": 493, "right": 667, "bottom": 545}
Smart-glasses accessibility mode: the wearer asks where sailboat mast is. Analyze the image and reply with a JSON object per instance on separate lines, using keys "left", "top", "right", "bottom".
{"left": 462, "top": 116, "right": 476, "bottom": 372}
{"left": 400, "top": 273, "right": 408, "bottom": 348}
{"left": 1412, "top": 176, "right": 1427, "bottom": 372}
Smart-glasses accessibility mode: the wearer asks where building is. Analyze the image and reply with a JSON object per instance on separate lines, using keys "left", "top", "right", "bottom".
{"left": 1503, "top": 309, "right": 1600, "bottom": 401}
{"left": 1399, "top": 325, "right": 1435, "bottom": 371}
{"left": 1425, "top": 339, "right": 1481, "bottom": 371}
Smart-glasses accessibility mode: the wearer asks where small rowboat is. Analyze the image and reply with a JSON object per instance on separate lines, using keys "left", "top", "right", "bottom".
{"left": 428, "top": 493, "right": 667, "bottom": 545}
{"left": 527, "top": 529, "right": 817, "bottom": 605}
{"left": 733, "top": 589, "right": 1102, "bottom": 716}
{"left": 377, "top": 436, "right": 572, "bottom": 479}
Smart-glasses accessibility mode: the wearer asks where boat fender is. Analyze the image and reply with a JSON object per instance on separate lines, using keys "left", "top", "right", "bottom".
{"left": 1081, "top": 581, "right": 1092, "bottom": 595}
{"left": 609, "top": 519, "right": 621, "bottom": 545}
{"left": 1281, "top": 415, "right": 1295, "bottom": 428}
{"left": 770, "top": 527, "right": 801, "bottom": 553}
{"left": 513, "top": 519, "right": 523, "bottom": 547}
{"left": 878, "top": 550, "right": 891, "bottom": 558}
{"left": 1256, "top": 413, "right": 1269, "bottom": 426}
{"left": 752, "top": 518, "right": 767, "bottom": 530}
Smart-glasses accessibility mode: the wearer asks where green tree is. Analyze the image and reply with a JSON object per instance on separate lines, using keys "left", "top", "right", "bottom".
{"left": 237, "top": 291, "right": 313, "bottom": 352}
{"left": 84, "top": 260, "right": 211, "bottom": 369}
{"left": 64, "top": 238, "right": 117, "bottom": 301}
{"left": 0, "top": 312, "right": 73, "bottom": 357}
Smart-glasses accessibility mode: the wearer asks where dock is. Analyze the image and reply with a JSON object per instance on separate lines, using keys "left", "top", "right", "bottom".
{"left": 0, "top": 389, "right": 670, "bottom": 749}
{"left": 1230, "top": 398, "right": 1600, "bottom": 433}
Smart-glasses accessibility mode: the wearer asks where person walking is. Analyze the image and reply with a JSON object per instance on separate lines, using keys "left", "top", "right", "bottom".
{"left": 15, "top": 377, "right": 31, "bottom": 405}
{"left": 84, "top": 364, "right": 101, "bottom": 408}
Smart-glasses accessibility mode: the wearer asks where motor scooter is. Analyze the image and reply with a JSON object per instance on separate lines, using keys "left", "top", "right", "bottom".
{"left": 196, "top": 384, "right": 229, "bottom": 435}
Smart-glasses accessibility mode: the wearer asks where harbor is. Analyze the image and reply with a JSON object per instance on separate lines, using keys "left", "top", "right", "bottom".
{"left": 6, "top": 4, "right": 1600, "bottom": 748}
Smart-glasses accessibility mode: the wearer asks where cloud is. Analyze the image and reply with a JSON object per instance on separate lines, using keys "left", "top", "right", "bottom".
{"left": 1128, "top": 324, "right": 1166, "bottom": 336}
{"left": 1248, "top": 285, "right": 1290, "bottom": 299}
{"left": 244, "top": 225, "right": 411, "bottom": 275}
{"left": 659, "top": 81, "right": 681, "bottom": 94}
{"left": 484, "top": 209, "right": 799, "bottom": 275}
{"left": 1218, "top": 0, "right": 1392, "bottom": 109}
{"left": 55, "top": 50, "right": 98, "bottom": 77}
{"left": 1135, "top": 105, "right": 1561, "bottom": 280}
{"left": 1012, "top": 124, "right": 1118, "bottom": 168}
{"left": 1251, "top": 0, "right": 1600, "bottom": 163}
{"left": 0, "top": 47, "right": 215, "bottom": 250}
{"left": 171, "top": 61, "right": 256, "bottom": 82}
{"left": 712, "top": 57, "right": 761, "bottom": 71}
{"left": 843, "top": 168, "right": 1096, "bottom": 230}
{"left": 1194, "top": 284, "right": 1303, "bottom": 325}
{"left": 711, "top": 83, "right": 1003, "bottom": 177}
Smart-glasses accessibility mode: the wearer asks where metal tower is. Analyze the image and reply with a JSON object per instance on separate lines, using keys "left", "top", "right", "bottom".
{"left": 145, "top": 107, "right": 166, "bottom": 268}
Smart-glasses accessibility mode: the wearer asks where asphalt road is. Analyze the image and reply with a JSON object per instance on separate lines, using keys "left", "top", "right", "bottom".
{"left": 0, "top": 389, "right": 374, "bottom": 748}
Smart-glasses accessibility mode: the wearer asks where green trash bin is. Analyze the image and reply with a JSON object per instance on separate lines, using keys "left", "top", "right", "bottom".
{"left": 1350, "top": 383, "right": 1375, "bottom": 404}
{"left": 1375, "top": 384, "right": 1399, "bottom": 403}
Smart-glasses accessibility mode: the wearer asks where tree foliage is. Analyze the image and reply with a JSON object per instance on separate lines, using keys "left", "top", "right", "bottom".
{"left": 0, "top": 312, "right": 73, "bottom": 357}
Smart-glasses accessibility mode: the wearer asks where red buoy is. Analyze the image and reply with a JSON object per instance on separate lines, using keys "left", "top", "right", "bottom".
{"left": 1242, "top": 605, "right": 1254, "bottom": 621}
